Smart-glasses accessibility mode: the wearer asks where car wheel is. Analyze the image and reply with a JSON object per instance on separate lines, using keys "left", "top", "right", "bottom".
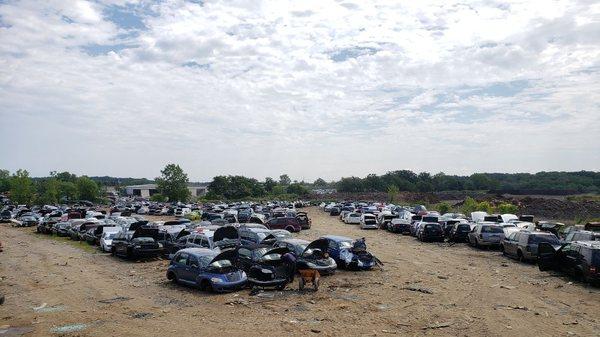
{"left": 199, "top": 279, "right": 212, "bottom": 292}
{"left": 313, "top": 277, "right": 320, "bottom": 291}
{"left": 110, "top": 247, "right": 116, "bottom": 256}
{"left": 167, "top": 272, "right": 177, "bottom": 283}
{"left": 298, "top": 277, "right": 305, "bottom": 291}
{"left": 474, "top": 239, "right": 479, "bottom": 248}
{"left": 517, "top": 250, "right": 524, "bottom": 262}
{"left": 500, "top": 245, "right": 505, "bottom": 255}
{"left": 276, "top": 283, "right": 286, "bottom": 291}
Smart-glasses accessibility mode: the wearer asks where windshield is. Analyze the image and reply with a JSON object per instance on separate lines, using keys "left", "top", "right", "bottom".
{"left": 529, "top": 235, "right": 560, "bottom": 244}
{"left": 132, "top": 237, "right": 154, "bottom": 243}
{"left": 210, "top": 259, "right": 233, "bottom": 269}
{"left": 339, "top": 241, "right": 353, "bottom": 249}
{"left": 105, "top": 233, "right": 116, "bottom": 239}
{"left": 457, "top": 224, "right": 471, "bottom": 231}
{"left": 481, "top": 226, "right": 503, "bottom": 233}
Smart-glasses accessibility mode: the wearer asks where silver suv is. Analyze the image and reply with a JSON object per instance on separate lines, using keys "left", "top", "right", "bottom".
{"left": 468, "top": 222, "right": 505, "bottom": 248}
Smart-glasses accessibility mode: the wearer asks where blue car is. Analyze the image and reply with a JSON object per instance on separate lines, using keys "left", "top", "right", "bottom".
{"left": 320, "top": 235, "right": 377, "bottom": 270}
{"left": 167, "top": 248, "right": 247, "bottom": 292}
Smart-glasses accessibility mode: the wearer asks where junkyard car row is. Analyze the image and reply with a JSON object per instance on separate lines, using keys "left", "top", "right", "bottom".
{"left": 323, "top": 201, "right": 600, "bottom": 286}
{"left": 2, "top": 199, "right": 599, "bottom": 295}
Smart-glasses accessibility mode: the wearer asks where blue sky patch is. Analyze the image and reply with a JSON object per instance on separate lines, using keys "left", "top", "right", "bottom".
{"left": 81, "top": 43, "right": 137, "bottom": 56}
{"left": 103, "top": 4, "right": 147, "bottom": 30}
{"left": 330, "top": 47, "right": 378, "bottom": 62}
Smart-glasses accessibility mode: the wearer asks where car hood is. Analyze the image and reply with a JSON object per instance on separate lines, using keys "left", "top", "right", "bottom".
{"left": 302, "top": 238, "right": 328, "bottom": 255}
{"left": 213, "top": 226, "right": 239, "bottom": 242}
{"left": 261, "top": 247, "right": 290, "bottom": 257}
{"left": 209, "top": 249, "right": 238, "bottom": 265}
{"left": 132, "top": 227, "right": 158, "bottom": 239}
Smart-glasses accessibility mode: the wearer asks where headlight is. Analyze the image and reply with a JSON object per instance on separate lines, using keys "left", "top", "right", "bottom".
{"left": 134, "top": 245, "right": 141, "bottom": 249}
{"left": 157, "top": 243, "right": 163, "bottom": 248}
{"left": 210, "top": 277, "right": 223, "bottom": 283}
{"left": 261, "top": 268, "right": 272, "bottom": 274}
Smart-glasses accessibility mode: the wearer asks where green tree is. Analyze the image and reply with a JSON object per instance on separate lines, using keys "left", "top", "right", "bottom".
{"left": 496, "top": 203, "right": 519, "bottom": 214}
{"left": 156, "top": 164, "right": 190, "bottom": 202}
{"left": 437, "top": 202, "right": 451, "bottom": 215}
{"left": 76, "top": 176, "right": 99, "bottom": 201}
{"left": 272, "top": 185, "right": 286, "bottom": 195}
{"left": 59, "top": 181, "right": 77, "bottom": 202}
{"left": 387, "top": 185, "right": 399, "bottom": 203}
{"left": 264, "top": 177, "right": 277, "bottom": 193}
{"left": 337, "top": 177, "right": 364, "bottom": 192}
{"left": 150, "top": 193, "right": 167, "bottom": 202}
{"left": 37, "top": 178, "right": 60, "bottom": 205}
{"left": 0, "top": 169, "right": 10, "bottom": 193}
{"left": 279, "top": 174, "right": 291, "bottom": 186}
{"left": 287, "top": 183, "right": 309, "bottom": 196}
{"left": 313, "top": 178, "right": 327, "bottom": 188}
{"left": 461, "top": 197, "right": 480, "bottom": 214}
{"left": 10, "top": 169, "right": 34, "bottom": 204}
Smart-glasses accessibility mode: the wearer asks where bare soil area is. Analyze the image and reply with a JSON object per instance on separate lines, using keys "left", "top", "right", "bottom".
{"left": 1, "top": 207, "right": 599, "bottom": 336}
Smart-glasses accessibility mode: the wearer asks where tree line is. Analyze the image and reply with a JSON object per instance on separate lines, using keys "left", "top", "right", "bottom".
{"left": 0, "top": 169, "right": 100, "bottom": 205}
{"left": 335, "top": 170, "right": 600, "bottom": 194}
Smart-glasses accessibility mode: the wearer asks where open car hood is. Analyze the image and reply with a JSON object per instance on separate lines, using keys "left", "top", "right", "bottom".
{"left": 176, "top": 229, "right": 190, "bottom": 239}
{"left": 262, "top": 247, "right": 290, "bottom": 257}
{"left": 213, "top": 226, "right": 239, "bottom": 242}
{"left": 209, "top": 249, "right": 238, "bottom": 265}
{"left": 303, "top": 238, "right": 328, "bottom": 255}
{"left": 132, "top": 227, "right": 158, "bottom": 239}
{"left": 128, "top": 220, "right": 149, "bottom": 231}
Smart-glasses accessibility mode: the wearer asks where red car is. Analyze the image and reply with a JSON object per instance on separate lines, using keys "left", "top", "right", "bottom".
{"left": 265, "top": 217, "right": 302, "bottom": 232}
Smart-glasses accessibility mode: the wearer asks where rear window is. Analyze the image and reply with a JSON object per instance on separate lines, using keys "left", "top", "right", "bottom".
{"left": 481, "top": 226, "right": 503, "bottom": 233}
{"left": 528, "top": 234, "right": 559, "bottom": 245}
{"left": 457, "top": 224, "right": 471, "bottom": 231}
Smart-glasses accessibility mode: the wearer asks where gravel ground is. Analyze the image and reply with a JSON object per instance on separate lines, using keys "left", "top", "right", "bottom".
{"left": 1, "top": 207, "right": 599, "bottom": 337}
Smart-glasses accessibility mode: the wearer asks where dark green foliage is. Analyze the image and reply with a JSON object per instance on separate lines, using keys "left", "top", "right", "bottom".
{"left": 76, "top": 176, "right": 100, "bottom": 202}
{"left": 156, "top": 164, "right": 191, "bottom": 202}
{"left": 208, "top": 175, "right": 265, "bottom": 200}
{"left": 335, "top": 171, "right": 599, "bottom": 193}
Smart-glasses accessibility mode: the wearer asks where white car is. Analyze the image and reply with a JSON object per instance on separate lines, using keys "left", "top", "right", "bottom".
{"left": 100, "top": 228, "right": 122, "bottom": 252}
{"left": 344, "top": 212, "right": 361, "bottom": 224}
{"left": 360, "top": 214, "right": 378, "bottom": 229}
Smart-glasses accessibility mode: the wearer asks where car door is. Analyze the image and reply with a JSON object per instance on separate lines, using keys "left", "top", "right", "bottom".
{"left": 173, "top": 252, "right": 193, "bottom": 283}
{"left": 187, "top": 255, "right": 201, "bottom": 283}
{"left": 537, "top": 242, "right": 559, "bottom": 271}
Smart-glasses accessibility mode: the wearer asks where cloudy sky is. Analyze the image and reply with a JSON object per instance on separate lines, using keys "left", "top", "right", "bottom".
{"left": 0, "top": 0, "right": 599, "bottom": 182}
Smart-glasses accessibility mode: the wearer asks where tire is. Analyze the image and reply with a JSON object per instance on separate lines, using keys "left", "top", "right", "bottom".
{"left": 167, "top": 272, "right": 177, "bottom": 283}
{"left": 199, "top": 280, "right": 212, "bottom": 292}
{"left": 299, "top": 278, "right": 305, "bottom": 291}
{"left": 517, "top": 250, "right": 524, "bottom": 262}
{"left": 500, "top": 245, "right": 505, "bottom": 255}
{"left": 110, "top": 247, "right": 116, "bottom": 256}
{"left": 313, "top": 277, "right": 319, "bottom": 291}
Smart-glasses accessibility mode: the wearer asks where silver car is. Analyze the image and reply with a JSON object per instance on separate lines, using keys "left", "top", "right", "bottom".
{"left": 468, "top": 222, "right": 505, "bottom": 248}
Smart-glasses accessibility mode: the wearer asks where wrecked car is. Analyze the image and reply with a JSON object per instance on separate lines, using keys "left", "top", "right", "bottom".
{"left": 167, "top": 248, "right": 247, "bottom": 292}
{"left": 236, "top": 246, "right": 293, "bottom": 289}
{"left": 111, "top": 226, "right": 163, "bottom": 259}
{"left": 320, "top": 236, "right": 378, "bottom": 270}
{"left": 538, "top": 241, "right": 600, "bottom": 286}
{"left": 295, "top": 211, "right": 311, "bottom": 229}
{"left": 501, "top": 231, "right": 561, "bottom": 262}
{"left": 274, "top": 238, "right": 337, "bottom": 275}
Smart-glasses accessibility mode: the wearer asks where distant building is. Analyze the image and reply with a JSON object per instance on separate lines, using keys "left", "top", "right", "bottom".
{"left": 124, "top": 183, "right": 208, "bottom": 198}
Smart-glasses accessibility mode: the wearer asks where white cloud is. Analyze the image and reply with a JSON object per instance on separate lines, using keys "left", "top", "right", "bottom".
{"left": 0, "top": 0, "right": 598, "bottom": 181}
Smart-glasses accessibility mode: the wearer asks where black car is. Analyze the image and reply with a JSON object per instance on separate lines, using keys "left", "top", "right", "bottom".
{"left": 295, "top": 212, "right": 311, "bottom": 229}
{"left": 111, "top": 227, "right": 163, "bottom": 259}
{"left": 564, "top": 230, "right": 600, "bottom": 243}
{"left": 448, "top": 223, "right": 472, "bottom": 242}
{"left": 274, "top": 238, "right": 337, "bottom": 275}
{"left": 0, "top": 210, "right": 12, "bottom": 222}
{"left": 53, "top": 222, "right": 71, "bottom": 236}
{"left": 417, "top": 223, "right": 445, "bottom": 242}
{"left": 236, "top": 246, "right": 293, "bottom": 289}
{"left": 330, "top": 207, "right": 341, "bottom": 216}
{"left": 538, "top": 241, "right": 600, "bottom": 285}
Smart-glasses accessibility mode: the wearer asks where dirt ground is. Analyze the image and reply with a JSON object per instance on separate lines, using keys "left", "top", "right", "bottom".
{"left": 1, "top": 207, "right": 599, "bottom": 337}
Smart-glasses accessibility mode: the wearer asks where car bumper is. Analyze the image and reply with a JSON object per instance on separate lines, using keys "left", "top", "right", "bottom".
{"left": 248, "top": 277, "right": 288, "bottom": 287}
{"left": 132, "top": 248, "right": 162, "bottom": 258}
{"left": 212, "top": 279, "right": 248, "bottom": 292}
{"left": 361, "top": 225, "right": 378, "bottom": 229}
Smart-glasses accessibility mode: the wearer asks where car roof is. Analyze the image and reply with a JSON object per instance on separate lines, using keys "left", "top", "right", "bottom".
{"left": 321, "top": 235, "right": 352, "bottom": 242}
{"left": 572, "top": 241, "right": 600, "bottom": 249}
{"left": 177, "top": 248, "right": 217, "bottom": 256}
